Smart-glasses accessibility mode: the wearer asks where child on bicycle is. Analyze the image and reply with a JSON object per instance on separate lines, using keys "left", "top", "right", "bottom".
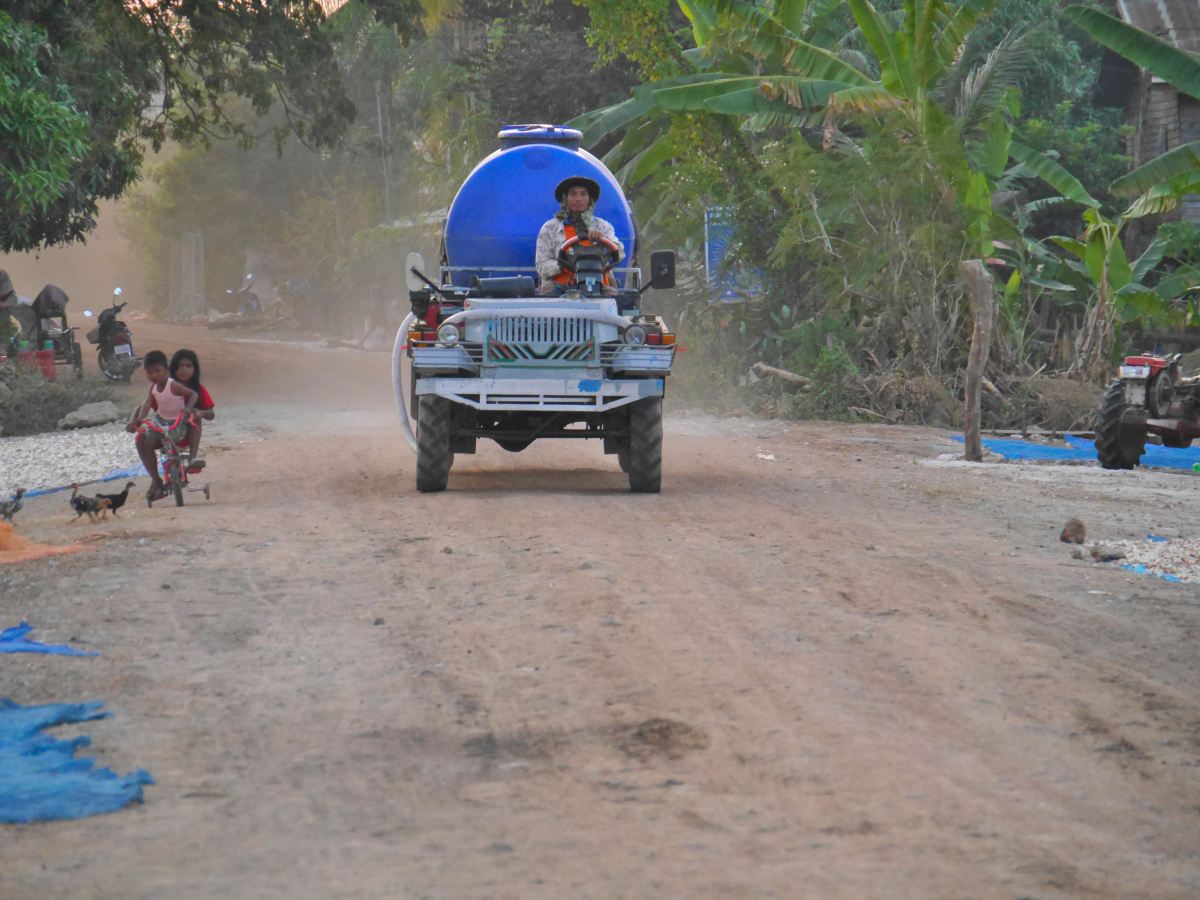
{"left": 169, "top": 348, "right": 214, "bottom": 469}
{"left": 127, "top": 349, "right": 199, "bottom": 500}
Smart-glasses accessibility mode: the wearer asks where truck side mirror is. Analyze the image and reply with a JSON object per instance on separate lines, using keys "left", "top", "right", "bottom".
{"left": 406, "top": 252, "right": 426, "bottom": 293}
{"left": 649, "top": 250, "right": 676, "bottom": 289}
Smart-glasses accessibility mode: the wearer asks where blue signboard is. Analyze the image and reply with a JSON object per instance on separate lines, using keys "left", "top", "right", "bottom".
{"left": 704, "top": 208, "right": 760, "bottom": 303}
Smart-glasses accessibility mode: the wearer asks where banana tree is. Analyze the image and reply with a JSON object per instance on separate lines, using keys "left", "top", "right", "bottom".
{"left": 998, "top": 142, "right": 1199, "bottom": 375}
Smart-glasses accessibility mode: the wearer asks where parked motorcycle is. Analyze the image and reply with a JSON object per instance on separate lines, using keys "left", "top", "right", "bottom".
{"left": 225, "top": 274, "right": 262, "bottom": 317}
{"left": 84, "top": 287, "right": 142, "bottom": 383}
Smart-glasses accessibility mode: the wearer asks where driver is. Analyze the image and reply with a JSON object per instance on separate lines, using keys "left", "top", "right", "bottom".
{"left": 535, "top": 176, "right": 624, "bottom": 293}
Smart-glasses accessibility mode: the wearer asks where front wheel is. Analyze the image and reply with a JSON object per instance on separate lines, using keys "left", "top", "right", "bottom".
{"left": 627, "top": 397, "right": 663, "bottom": 493}
{"left": 1096, "top": 381, "right": 1146, "bottom": 470}
{"left": 71, "top": 343, "right": 83, "bottom": 379}
{"left": 167, "top": 459, "right": 185, "bottom": 507}
{"left": 416, "top": 395, "right": 453, "bottom": 493}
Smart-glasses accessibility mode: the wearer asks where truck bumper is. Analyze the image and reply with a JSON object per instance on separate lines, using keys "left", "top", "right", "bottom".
{"left": 416, "top": 376, "right": 664, "bottom": 412}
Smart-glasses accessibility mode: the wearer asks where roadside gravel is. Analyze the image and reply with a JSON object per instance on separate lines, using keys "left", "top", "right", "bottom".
{"left": 1109, "top": 536, "right": 1200, "bottom": 584}
{"left": 0, "top": 424, "right": 140, "bottom": 494}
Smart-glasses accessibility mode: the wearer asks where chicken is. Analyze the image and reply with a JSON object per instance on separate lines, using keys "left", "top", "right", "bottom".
{"left": 69, "top": 483, "right": 111, "bottom": 522}
{"left": 94, "top": 481, "right": 135, "bottom": 518}
{"left": 0, "top": 488, "right": 26, "bottom": 522}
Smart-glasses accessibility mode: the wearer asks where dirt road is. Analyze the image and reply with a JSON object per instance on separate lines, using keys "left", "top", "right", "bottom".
{"left": 2, "top": 323, "right": 1198, "bottom": 898}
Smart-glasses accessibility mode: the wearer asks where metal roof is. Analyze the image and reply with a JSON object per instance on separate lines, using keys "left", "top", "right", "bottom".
{"left": 1115, "top": 0, "right": 1200, "bottom": 54}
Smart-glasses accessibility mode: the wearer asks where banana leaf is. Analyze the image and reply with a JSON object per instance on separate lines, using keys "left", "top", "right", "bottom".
{"left": 568, "top": 74, "right": 730, "bottom": 145}
{"left": 1009, "top": 142, "right": 1099, "bottom": 208}
{"left": 848, "top": 0, "right": 914, "bottom": 99}
{"left": 1155, "top": 265, "right": 1200, "bottom": 301}
{"left": 1106, "top": 237, "right": 1134, "bottom": 292}
{"left": 1131, "top": 235, "right": 1168, "bottom": 284}
{"left": 655, "top": 75, "right": 850, "bottom": 111}
{"left": 1111, "top": 142, "right": 1200, "bottom": 198}
{"left": 777, "top": 37, "right": 877, "bottom": 85}
{"left": 1064, "top": 7, "right": 1200, "bottom": 100}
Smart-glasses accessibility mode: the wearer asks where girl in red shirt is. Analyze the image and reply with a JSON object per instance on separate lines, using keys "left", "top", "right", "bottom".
{"left": 169, "top": 348, "right": 214, "bottom": 470}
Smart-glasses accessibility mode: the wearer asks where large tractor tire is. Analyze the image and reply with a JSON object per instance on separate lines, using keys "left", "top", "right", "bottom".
{"left": 627, "top": 397, "right": 662, "bottom": 493}
{"left": 416, "top": 395, "right": 453, "bottom": 492}
{"left": 1096, "top": 381, "right": 1146, "bottom": 470}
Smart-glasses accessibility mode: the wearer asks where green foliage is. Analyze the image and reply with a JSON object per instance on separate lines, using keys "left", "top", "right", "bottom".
{"left": 1, "top": 0, "right": 422, "bottom": 253}
{"left": 1016, "top": 104, "right": 1129, "bottom": 214}
{"left": 465, "top": 1, "right": 636, "bottom": 125}
{"left": 1159, "top": 223, "right": 1200, "bottom": 267}
{"left": 958, "top": 0, "right": 1099, "bottom": 121}
{"left": 0, "top": 12, "right": 90, "bottom": 250}
{"left": 580, "top": 0, "right": 690, "bottom": 79}
{"left": 780, "top": 316, "right": 862, "bottom": 419}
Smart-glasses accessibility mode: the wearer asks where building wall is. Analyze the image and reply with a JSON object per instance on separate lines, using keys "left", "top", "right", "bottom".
{"left": 1125, "top": 77, "right": 1199, "bottom": 225}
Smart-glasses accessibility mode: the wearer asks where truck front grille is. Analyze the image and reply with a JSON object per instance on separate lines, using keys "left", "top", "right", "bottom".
{"left": 487, "top": 316, "right": 595, "bottom": 364}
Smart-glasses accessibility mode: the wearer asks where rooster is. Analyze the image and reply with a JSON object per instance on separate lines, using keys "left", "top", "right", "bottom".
{"left": 69, "top": 483, "right": 111, "bottom": 522}
{"left": 94, "top": 481, "right": 135, "bottom": 518}
{"left": 0, "top": 488, "right": 25, "bottom": 523}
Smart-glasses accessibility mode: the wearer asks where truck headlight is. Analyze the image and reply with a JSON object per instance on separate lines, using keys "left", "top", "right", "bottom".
{"left": 437, "top": 323, "right": 460, "bottom": 346}
{"left": 623, "top": 324, "right": 648, "bottom": 347}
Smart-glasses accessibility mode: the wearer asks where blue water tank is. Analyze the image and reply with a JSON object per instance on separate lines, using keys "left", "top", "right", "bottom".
{"left": 443, "top": 125, "right": 637, "bottom": 286}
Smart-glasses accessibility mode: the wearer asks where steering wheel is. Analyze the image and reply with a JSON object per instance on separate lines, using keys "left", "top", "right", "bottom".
{"left": 557, "top": 235, "right": 620, "bottom": 275}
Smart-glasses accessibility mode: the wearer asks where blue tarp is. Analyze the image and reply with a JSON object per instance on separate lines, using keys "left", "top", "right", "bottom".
{"left": 951, "top": 435, "right": 1200, "bottom": 470}
{"left": 0, "top": 699, "right": 153, "bottom": 823}
{"left": 0, "top": 623, "right": 97, "bottom": 657}
{"left": 23, "top": 466, "right": 143, "bottom": 500}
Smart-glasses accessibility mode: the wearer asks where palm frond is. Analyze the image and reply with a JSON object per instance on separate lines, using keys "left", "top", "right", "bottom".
{"left": 950, "top": 29, "right": 1033, "bottom": 136}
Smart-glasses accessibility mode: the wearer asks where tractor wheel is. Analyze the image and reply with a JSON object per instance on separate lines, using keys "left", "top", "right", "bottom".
{"left": 416, "top": 395, "right": 453, "bottom": 493}
{"left": 1095, "top": 381, "right": 1146, "bottom": 470}
{"left": 617, "top": 447, "right": 631, "bottom": 473}
{"left": 627, "top": 397, "right": 662, "bottom": 493}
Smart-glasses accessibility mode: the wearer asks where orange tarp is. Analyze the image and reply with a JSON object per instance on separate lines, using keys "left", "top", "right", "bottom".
{"left": 0, "top": 522, "right": 92, "bottom": 564}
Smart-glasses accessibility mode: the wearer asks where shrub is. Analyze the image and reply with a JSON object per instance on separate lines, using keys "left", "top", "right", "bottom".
{"left": 778, "top": 317, "right": 864, "bottom": 420}
{"left": 0, "top": 365, "right": 114, "bottom": 436}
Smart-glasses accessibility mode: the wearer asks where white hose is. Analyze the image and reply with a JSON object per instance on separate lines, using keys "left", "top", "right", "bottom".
{"left": 392, "top": 313, "right": 418, "bottom": 453}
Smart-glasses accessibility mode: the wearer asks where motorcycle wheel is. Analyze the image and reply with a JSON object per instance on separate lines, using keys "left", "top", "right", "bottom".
{"left": 72, "top": 344, "right": 83, "bottom": 380}
{"left": 98, "top": 350, "right": 124, "bottom": 383}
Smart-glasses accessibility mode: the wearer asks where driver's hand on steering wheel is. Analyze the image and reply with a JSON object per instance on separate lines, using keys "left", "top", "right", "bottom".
{"left": 587, "top": 229, "right": 604, "bottom": 241}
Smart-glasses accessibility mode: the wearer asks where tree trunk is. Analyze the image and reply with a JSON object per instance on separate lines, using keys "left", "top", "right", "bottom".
{"left": 961, "top": 259, "right": 995, "bottom": 462}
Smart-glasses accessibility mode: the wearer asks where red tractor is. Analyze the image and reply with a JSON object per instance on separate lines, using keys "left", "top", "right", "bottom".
{"left": 1096, "top": 353, "right": 1200, "bottom": 469}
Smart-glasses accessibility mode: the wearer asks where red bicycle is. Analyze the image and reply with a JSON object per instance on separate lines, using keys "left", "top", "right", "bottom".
{"left": 141, "top": 413, "right": 210, "bottom": 508}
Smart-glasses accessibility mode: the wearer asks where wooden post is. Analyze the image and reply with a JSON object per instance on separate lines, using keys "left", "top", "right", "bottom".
{"left": 961, "top": 259, "right": 995, "bottom": 462}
